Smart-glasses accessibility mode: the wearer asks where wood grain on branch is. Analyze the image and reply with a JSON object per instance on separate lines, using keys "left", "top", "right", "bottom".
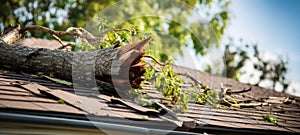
{"left": 0, "top": 36, "right": 152, "bottom": 91}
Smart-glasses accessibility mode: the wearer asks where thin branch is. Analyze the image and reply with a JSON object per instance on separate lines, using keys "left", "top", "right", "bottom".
{"left": 177, "top": 72, "right": 202, "bottom": 87}
{"left": 56, "top": 42, "right": 74, "bottom": 50}
{"left": 143, "top": 55, "right": 170, "bottom": 66}
{"left": 222, "top": 87, "right": 228, "bottom": 96}
{"left": 226, "top": 87, "right": 252, "bottom": 94}
{"left": 222, "top": 97, "right": 268, "bottom": 108}
{"left": 52, "top": 34, "right": 65, "bottom": 47}
{"left": 19, "top": 25, "right": 81, "bottom": 49}
{"left": 52, "top": 34, "right": 74, "bottom": 50}
{"left": 21, "top": 25, "right": 80, "bottom": 36}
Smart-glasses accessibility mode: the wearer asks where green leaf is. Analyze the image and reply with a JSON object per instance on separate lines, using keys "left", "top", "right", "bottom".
{"left": 58, "top": 99, "right": 65, "bottom": 104}
{"left": 263, "top": 115, "right": 277, "bottom": 124}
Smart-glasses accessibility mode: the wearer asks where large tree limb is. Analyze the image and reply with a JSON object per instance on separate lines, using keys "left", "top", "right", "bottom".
{"left": 0, "top": 36, "right": 152, "bottom": 91}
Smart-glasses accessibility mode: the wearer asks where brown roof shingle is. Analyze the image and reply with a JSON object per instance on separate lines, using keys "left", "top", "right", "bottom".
{"left": 0, "top": 66, "right": 299, "bottom": 134}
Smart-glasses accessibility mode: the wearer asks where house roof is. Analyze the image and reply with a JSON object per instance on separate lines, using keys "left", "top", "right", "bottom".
{"left": 0, "top": 65, "right": 299, "bottom": 135}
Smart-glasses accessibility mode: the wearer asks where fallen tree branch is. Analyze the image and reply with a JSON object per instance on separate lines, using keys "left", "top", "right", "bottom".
{"left": 0, "top": 31, "right": 152, "bottom": 92}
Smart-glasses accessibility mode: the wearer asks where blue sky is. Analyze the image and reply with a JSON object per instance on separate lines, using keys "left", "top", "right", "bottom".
{"left": 226, "top": 0, "right": 300, "bottom": 83}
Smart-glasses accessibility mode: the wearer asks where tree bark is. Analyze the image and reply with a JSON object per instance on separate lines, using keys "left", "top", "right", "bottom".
{"left": 0, "top": 37, "right": 152, "bottom": 91}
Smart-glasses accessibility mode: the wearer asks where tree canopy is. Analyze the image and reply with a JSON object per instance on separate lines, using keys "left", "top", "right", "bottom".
{"left": 1, "top": 0, "right": 230, "bottom": 61}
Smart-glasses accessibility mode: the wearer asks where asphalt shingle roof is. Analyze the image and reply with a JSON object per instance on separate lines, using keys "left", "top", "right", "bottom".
{"left": 0, "top": 65, "right": 299, "bottom": 134}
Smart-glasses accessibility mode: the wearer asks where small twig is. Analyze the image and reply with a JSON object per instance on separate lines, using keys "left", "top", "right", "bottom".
{"left": 143, "top": 55, "right": 170, "bottom": 66}
{"left": 177, "top": 72, "right": 202, "bottom": 87}
{"left": 222, "top": 97, "right": 268, "bottom": 108}
{"left": 51, "top": 33, "right": 75, "bottom": 50}
{"left": 242, "top": 94, "right": 261, "bottom": 101}
{"left": 226, "top": 87, "right": 252, "bottom": 94}
{"left": 222, "top": 97, "right": 236, "bottom": 107}
{"left": 264, "top": 96, "right": 289, "bottom": 104}
{"left": 51, "top": 34, "right": 73, "bottom": 50}
{"left": 144, "top": 61, "right": 162, "bottom": 71}
{"left": 222, "top": 87, "right": 228, "bottom": 96}
{"left": 52, "top": 34, "right": 64, "bottom": 45}
{"left": 57, "top": 42, "right": 74, "bottom": 50}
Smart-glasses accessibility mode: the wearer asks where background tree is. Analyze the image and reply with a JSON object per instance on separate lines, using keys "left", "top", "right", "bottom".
{"left": 221, "top": 40, "right": 290, "bottom": 92}
{"left": 0, "top": 0, "right": 230, "bottom": 61}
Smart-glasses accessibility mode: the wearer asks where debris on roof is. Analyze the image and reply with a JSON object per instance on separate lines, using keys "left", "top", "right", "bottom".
{"left": 0, "top": 67, "right": 299, "bottom": 134}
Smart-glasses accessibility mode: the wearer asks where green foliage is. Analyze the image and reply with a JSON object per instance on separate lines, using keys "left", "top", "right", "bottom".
{"left": 71, "top": 25, "right": 221, "bottom": 112}
{"left": 72, "top": 27, "right": 144, "bottom": 51}
{"left": 223, "top": 43, "right": 249, "bottom": 79}
{"left": 252, "top": 45, "right": 289, "bottom": 92}
{"left": 221, "top": 42, "right": 290, "bottom": 92}
{"left": 263, "top": 115, "right": 277, "bottom": 124}
{"left": 97, "top": 0, "right": 231, "bottom": 58}
{"left": 155, "top": 65, "right": 184, "bottom": 100}
{"left": 197, "top": 83, "right": 219, "bottom": 106}
{"left": 144, "top": 65, "right": 187, "bottom": 111}
{"left": 58, "top": 99, "right": 65, "bottom": 104}
{"left": 143, "top": 64, "right": 220, "bottom": 112}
